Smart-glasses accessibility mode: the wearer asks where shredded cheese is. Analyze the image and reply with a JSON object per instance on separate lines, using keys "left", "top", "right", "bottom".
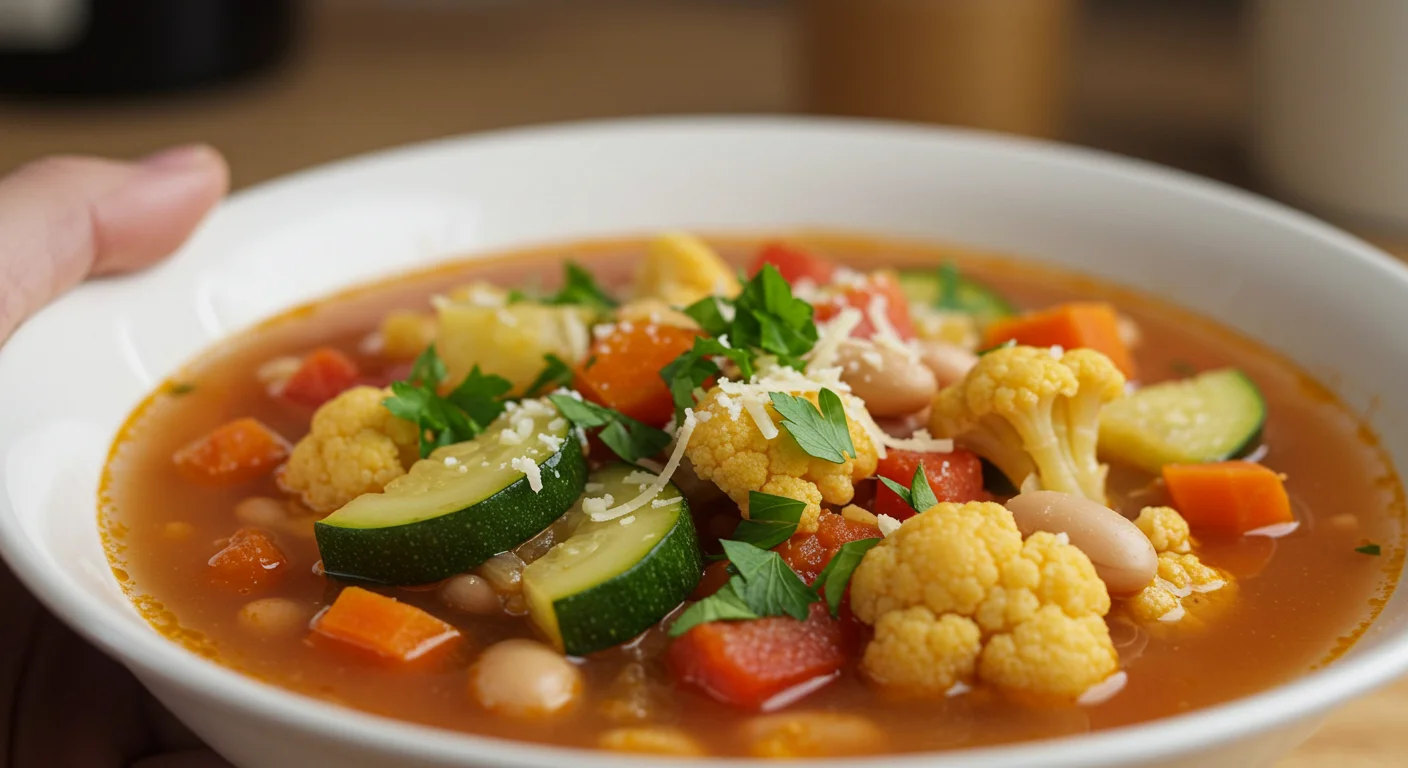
{"left": 538, "top": 433, "right": 564, "bottom": 452}
{"left": 499, "top": 429, "right": 524, "bottom": 446}
{"left": 510, "top": 456, "right": 543, "bottom": 493}
{"left": 805, "top": 307, "right": 863, "bottom": 373}
{"left": 582, "top": 494, "right": 614, "bottom": 515}
{"left": 561, "top": 310, "right": 590, "bottom": 362}
{"left": 590, "top": 409, "right": 699, "bottom": 521}
{"left": 742, "top": 395, "right": 779, "bottom": 440}
{"left": 877, "top": 514, "right": 902, "bottom": 537}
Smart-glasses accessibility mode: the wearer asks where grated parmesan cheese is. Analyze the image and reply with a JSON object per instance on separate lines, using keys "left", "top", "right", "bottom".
{"left": 590, "top": 409, "right": 699, "bottom": 521}
{"left": 510, "top": 456, "right": 543, "bottom": 492}
{"left": 650, "top": 496, "right": 681, "bottom": 508}
{"left": 878, "top": 514, "right": 902, "bottom": 537}
{"left": 805, "top": 308, "right": 863, "bottom": 373}
{"left": 742, "top": 394, "right": 779, "bottom": 440}
{"left": 584, "top": 482, "right": 605, "bottom": 493}
{"left": 538, "top": 433, "right": 564, "bottom": 452}
{"left": 582, "top": 494, "right": 615, "bottom": 515}
{"left": 618, "top": 515, "right": 636, "bottom": 526}
{"left": 496, "top": 308, "right": 519, "bottom": 327}
{"left": 715, "top": 391, "right": 743, "bottom": 421}
{"left": 499, "top": 429, "right": 524, "bottom": 446}
{"left": 547, "top": 417, "right": 567, "bottom": 432}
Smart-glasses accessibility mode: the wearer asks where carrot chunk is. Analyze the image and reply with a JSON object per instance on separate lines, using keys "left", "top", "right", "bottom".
{"left": 280, "top": 347, "right": 360, "bottom": 407}
{"left": 984, "top": 302, "right": 1136, "bottom": 378}
{"left": 668, "top": 602, "right": 845, "bottom": 710}
{"left": 575, "top": 323, "right": 701, "bottom": 426}
{"left": 311, "top": 586, "right": 461, "bottom": 666}
{"left": 874, "top": 448, "right": 985, "bottom": 520}
{"left": 1162, "top": 461, "right": 1292, "bottom": 536}
{"left": 814, "top": 272, "right": 917, "bottom": 340}
{"left": 749, "top": 242, "right": 837, "bottom": 286}
{"left": 775, "top": 531, "right": 831, "bottom": 586}
{"left": 209, "top": 528, "right": 288, "bottom": 592}
{"left": 173, "top": 418, "right": 291, "bottom": 486}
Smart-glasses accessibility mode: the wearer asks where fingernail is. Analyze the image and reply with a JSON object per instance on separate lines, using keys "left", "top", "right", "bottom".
{"left": 139, "top": 143, "right": 219, "bottom": 171}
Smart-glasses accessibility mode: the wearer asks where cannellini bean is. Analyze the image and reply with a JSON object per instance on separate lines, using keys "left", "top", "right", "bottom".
{"left": 235, "top": 497, "right": 287, "bottom": 527}
{"left": 439, "top": 574, "right": 502, "bottom": 615}
{"left": 599, "top": 727, "right": 706, "bottom": 756}
{"left": 468, "top": 639, "right": 582, "bottom": 718}
{"left": 237, "top": 597, "right": 309, "bottom": 636}
{"left": 1005, "top": 491, "right": 1158, "bottom": 595}
{"left": 914, "top": 340, "right": 979, "bottom": 388}
{"left": 744, "top": 712, "right": 888, "bottom": 758}
{"left": 836, "top": 339, "right": 936, "bottom": 417}
{"left": 1117, "top": 313, "right": 1142, "bottom": 349}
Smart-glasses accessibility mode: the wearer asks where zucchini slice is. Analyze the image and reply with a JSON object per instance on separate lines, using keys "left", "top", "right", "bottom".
{"left": 1099, "top": 368, "right": 1266, "bottom": 474}
{"left": 315, "top": 400, "right": 587, "bottom": 585}
{"left": 522, "top": 464, "right": 703, "bottom": 656}
{"left": 897, "top": 265, "right": 1015, "bottom": 328}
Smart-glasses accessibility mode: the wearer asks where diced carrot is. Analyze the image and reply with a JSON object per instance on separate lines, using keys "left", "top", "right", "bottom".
{"left": 1162, "top": 461, "right": 1293, "bottom": 536}
{"left": 280, "top": 347, "right": 360, "bottom": 408}
{"left": 668, "top": 602, "right": 845, "bottom": 710}
{"left": 749, "top": 242, "right": 837, "bottom": 286}
{"left": 173, "top": 418, "right": 291, "bottom": 486}
{"left": 575, "top": 323, "right": 702, "bottom": 426}
{"left": 813, "top": 272, "right": 917, "bottom": 340}
{"left": 209, "top": 528, "right": 288, "bottom": 593}
{"left": 310, "top": 586, "right": 461, "bottom": 666}
{"left": 874, "top": 448, "right": 985, "bottom": 520}
{"left": 983, "top": 302, "right": 1137, "bottom": 378}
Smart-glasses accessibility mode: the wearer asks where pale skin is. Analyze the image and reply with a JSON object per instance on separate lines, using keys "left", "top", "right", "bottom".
{"left": 0, "top": 145, "right": 232, "bottom": 767}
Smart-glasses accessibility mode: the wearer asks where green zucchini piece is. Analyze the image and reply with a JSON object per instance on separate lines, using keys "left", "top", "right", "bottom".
{"left": 897, "top": 264, "right": 1015, "bottom": 328}
{"left": 315, "top": 400, "right": 587, "bottom": 585}
{"left": 1099, "top": 368, "right": 1266, "bottom": 474}
{"left": 522, "top": 463, "right": 703, "bottom": 656}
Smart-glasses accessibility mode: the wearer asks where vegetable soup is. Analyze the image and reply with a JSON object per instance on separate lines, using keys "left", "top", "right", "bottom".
{"left": 100, "top": 234, "right": 1404, "bottom": 758}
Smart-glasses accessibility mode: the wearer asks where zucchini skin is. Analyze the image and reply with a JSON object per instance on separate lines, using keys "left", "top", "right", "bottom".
{"left": 553, "top": 499, "right": 703, "bottom": 656}
{"left": 315, "top": 434, "right": 587, "bottom": 586}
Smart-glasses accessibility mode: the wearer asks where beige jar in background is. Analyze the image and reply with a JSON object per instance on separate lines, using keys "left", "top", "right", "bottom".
{"left": 798, "top": 0, "right": 1078, "bottom": 139}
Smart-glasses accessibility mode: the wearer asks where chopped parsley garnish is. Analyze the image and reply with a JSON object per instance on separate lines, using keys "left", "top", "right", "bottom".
{"left": 813, "top": 537, "right": 881, "bottom": 616}
{"left": 1355, "top": 543, "right": 1382, "bottom": 556}
{"left": 522, "top": 354, "right": 575, "bottom": 398}
{"left": 731, "top": 492, "right": 806, "bottom": 550}
{"left": 382, "top": 345, "right": 512, "bottom": 458}
{"left": 769, "top": 389, "right": 855, "bottom": 464}
{"left": 668, "top": 577, "right": 758, "bottom": 636}
{"left": 878, "top": 461, "right": 939, "bottom": 514}
{"left": 721, "top": 539, "right": 817, "bottom": 620}
{"left": 547, "top": 394, "right": 671, "bottom": 464}
{"left": 545, "top": 262, "right": 617, "bottom": 312}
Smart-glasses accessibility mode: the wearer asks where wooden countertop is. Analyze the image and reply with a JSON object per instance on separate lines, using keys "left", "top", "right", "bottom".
{"left": 0, "top": 1, "right": 1402, "bottom": 764}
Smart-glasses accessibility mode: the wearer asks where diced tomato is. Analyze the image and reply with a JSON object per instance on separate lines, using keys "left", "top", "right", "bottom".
{"left": 816, "top": 511, "right": 882, "bottom": 551}
{"left": 875, "top": 448, "right": 985, "bottom": 519}
{"left": 668, "top": 602, "right": 846, "bottom": 710}
{"left": 209, "top": 528, "right": 288, "bottom": 593}
{"left": 777, "top": 510, "right": 880, "bottom": 586}
{"left": 813, "top": 272, "right": 917, "bottom": 340}
{"left": 575, "top": 323, "right": 702, "bottom": 426}
{"left": 693, "top": 560, "right": 733, "bottom": 599}
{"left": 310, "top": 586, "right": 461, "bottom": 667}
{"left": 280, "top": 347, "right": 360, "bottom": 408}
{"left": 173, "top": 418, "right": 291, "bottom": 486}
{"left": 748, "top": 242, "right": 837, "bottom": 286}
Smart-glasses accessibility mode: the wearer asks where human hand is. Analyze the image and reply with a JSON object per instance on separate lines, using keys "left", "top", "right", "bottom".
{"left": 0, "top": 145, "right": 233, "bottom": 767}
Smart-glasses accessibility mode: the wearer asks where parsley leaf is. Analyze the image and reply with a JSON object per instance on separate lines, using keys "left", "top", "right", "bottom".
{"left": 878, "top": 475, "right": 913, "bottom": 509}
{"left": 522, "top": 354, "right": 575, "bottom": 398}
{"left": 721, "top": 539, "right": 816, "bottom": 620}
{"left": 382, "top": 346, "right": 510, "bottom": 458}
{"left": 668, "top": 576, "right": 758, "bottom": 637}
{"left": 546, "top": 262, "right": 617, "bottom": 311}
{"left": 813, "top": 537, "right": 881, "bottom": 616}
{"left": 731, "top": 492, "right": 806, "bottom": 550}
{"left": 1356, "top": 543, "right": 1382, "bottom": 556}
{"left": 447, "top": 366, "right": 512, "bottom": 427}
{"left": 546, "top": 394, "right": 671, "bottom": 464}
{"left": 407, "top": 344, "right": 448, "bottom": 388}
{"left": 769, "top": 389, "right": 856, "bottom": 464}
{"left": 682, "top": 295, "right": 733, "bottom": 337}
{"left": 659, "top": 337, "right": 755, "bottom": 419}
{"left": 910, "top": 462, "right": 939, "bottom": 512}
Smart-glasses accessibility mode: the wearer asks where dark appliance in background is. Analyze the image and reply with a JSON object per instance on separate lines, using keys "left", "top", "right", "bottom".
{"left": 0, "top": 0, "right": 298, "bottom": 97}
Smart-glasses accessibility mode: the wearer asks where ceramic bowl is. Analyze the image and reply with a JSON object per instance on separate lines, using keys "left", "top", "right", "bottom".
{"left": 2, "top": 118, "right": 1406, "bottom": 768}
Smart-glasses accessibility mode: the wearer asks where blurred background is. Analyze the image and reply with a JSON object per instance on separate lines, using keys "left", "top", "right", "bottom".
{"left": 1, "top": 0, "right": 1406, "bottom": 764}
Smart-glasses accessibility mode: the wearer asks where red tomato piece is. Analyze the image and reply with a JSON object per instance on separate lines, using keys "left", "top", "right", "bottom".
{"left": 775, "top": 532, "right": 829, "bottom": 586}
{"left": 280, "top": 347, "right": 360, "bottom": 408}
{"left": 574, "top": 323, "right": 702, "bottom": 426}
{"left": 173, "top": 418, "right": 291, "bottom": 486}
{"left": 874, "top": 448, "right": 985, "bottom": 520}
{"left": 209, "top": 528, "right": 288, "bottom": 593}
{"left": 668, "top": 602, "right": 846, "bottom": 710}
{"left": 748, "top": 242, "right": 837, "bottom": 285}
{"left": 815, "top": 511, "right": 882, "bottom": 551}
{"left": 813, "top": 272, "right": 917, "bottom": 340}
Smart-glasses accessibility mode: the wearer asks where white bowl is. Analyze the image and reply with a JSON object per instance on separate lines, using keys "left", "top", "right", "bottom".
{"left": 2, "top": 117, "right": 1406, "bottom": 768}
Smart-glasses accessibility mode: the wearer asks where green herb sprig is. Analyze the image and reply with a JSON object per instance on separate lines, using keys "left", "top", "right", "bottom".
{"left": 547, "top": 394, "right": 671, "bottom": 464}
{"left": 877, "top": 461, "right": 940, "bottom": 515}
{"left": 382, "top": 346, "right": 513, "bottom": 458}
{"left": 769, "top": 389, "right": 856, "bottom": 464}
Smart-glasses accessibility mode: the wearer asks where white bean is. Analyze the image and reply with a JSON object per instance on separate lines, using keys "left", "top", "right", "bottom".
{"left": 468, "top": 639, "right": 582, "bottom": 718}
{"left": 440, "top": 574, "right": 502, "bottom": 615}
{"left": 836, "top": 339, "right": 936, "bottom": 417}
{"left": 1005, "top": 490, "right": 1158, "bottom": 595}
{"left": 237, "top": 598, "right": 309, "bottom": 636}
{"left": 914, "top": 340, "right": 979, "bottom": 388}
{"left": 234, "top": 497, "right": 286, "bottom": 528}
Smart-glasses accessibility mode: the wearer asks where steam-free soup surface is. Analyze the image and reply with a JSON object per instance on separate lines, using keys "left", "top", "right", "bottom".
{"left": 101, "top": 235, "right": 1403, "bottom": 756}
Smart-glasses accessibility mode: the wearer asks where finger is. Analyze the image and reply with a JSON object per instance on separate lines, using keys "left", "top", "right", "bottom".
{"left": 0, "top": 144, "right": 229, "bottom": 341}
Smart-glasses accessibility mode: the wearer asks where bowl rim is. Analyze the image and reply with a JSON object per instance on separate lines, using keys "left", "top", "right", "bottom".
{"left": 2, "top": 114, "right": 1406, "bottom": 767}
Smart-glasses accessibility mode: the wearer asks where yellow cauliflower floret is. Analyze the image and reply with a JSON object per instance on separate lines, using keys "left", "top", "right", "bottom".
{"left": 280, "top": 387, "right": 420, "bottom": 513}
{"left": 1134, "top": 505, "right": 1192, "bottom": 554}
{"left": 930, "top": 345, "right": 1125, "bottom": 504}
{"left": 635, "top": 232, "right": 741, "bottom": 308}
{"left": 685, "top": 386, "right": 877, "bottom": 532}
{"left": 851, "top": 501, "right": 1118, "bottom": 699}
{"left": 377, "top": 310, "right": 436, "bottom": 361}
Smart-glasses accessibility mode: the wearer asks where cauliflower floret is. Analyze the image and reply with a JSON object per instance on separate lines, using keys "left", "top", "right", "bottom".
{"left": 685, "top": 386, "right": 878, "bottom": 532}
{"left": 930, "top": 345, "right": 1125, "bottom": 504}
{"left": 1125, "top": 506, "right": 1235, "bottom": 629}
{"left": 280, "top": 386, "right": 420, "bottom": 512}
{"left": 851, "top": 501, "right": 1118, "bottom": 699}
{"left": 635, "top": 232, "right": 741, "bottom": 308}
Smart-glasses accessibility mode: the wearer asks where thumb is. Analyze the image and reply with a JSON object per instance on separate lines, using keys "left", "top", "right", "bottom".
{"left": 0, "top": 144, "right": 229, "bottom": 341}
